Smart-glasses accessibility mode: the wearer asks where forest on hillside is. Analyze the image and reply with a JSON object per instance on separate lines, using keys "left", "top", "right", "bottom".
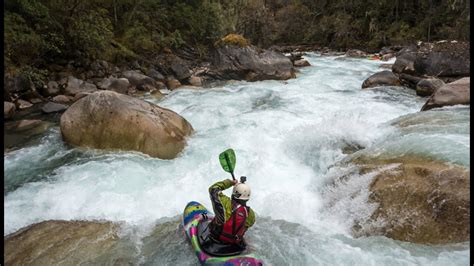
{"left": 4, "top": 0, "right": 470, "bottom": 74}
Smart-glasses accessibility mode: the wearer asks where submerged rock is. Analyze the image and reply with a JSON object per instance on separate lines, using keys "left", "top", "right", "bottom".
{"left": 361, "top": 71, "right": 401, "bottom": 89}
{"left": 4, "top": 220, "right": 136, "bottom": 266}
{"left": 209, "top": 45, "right": 295, "bottom": 81}
{"left": 60, "top": 90, "right": 194, "bottom": 159}
{"left": 421, "top": 77, "right": 470, "bottom": 111}
{"left": 351, "top": 156, "right": 469, "bottom": 244}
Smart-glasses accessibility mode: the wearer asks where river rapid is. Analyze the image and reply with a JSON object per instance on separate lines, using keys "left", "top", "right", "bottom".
{"left": 4, "top": 54, "right": 470, "bottom": 265}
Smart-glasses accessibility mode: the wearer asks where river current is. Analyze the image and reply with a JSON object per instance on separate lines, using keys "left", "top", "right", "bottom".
{"left": 4, "top": 54, "right": 470, "bottom": 265}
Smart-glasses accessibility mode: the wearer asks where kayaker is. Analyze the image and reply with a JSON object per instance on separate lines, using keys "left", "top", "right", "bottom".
{"left": 208, "top": 178, "right": 255, "bottom": 246}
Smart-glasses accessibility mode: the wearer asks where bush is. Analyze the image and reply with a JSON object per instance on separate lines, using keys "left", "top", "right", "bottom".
{"left": 214, "top": 34, "right": 250, "bottom": 47}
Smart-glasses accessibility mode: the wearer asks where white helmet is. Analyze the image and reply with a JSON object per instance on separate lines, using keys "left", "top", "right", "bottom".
{"left": 232, "top": 183, "right": 251, "bottom": 201}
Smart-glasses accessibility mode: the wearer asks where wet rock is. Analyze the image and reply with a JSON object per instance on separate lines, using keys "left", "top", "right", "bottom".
{"left": 188, "top": 76, "right": 202, "bottom": 87}
{"left": 294, "top": 59, "right": 311, "bottom": 67}
{"left": 345, "top": 49, "right": 368, "bottom": 58}
{"left": 352, "top": 156, "right": 469, "bottom": 244}
{"left": 209, "top": 45, "right": 295, "bottom": 81}
{"left": 16, "top": 99, "right": 33, "bottom": 110}
{"left": 98, "top": 77, "right": 130, "bottom": 94}
{"left": 42, "top": 81, "right": 61, "bottom": 96}
{"left": 392, "top": 52, "right": 416, "bottom": 75}
{"left": 4, "top": 101, "right": 16, "bottom": 119}
{"left": 416, "top": 78, "right": 445, "bottom": 97}
{"left": 62, "top": 76, "right": 98, "bottom": 96}
{"left": 421, "top": 77, "right": 470, "bottom": 111}
{"left": 42, "top": 102, "right": 68, "bottom": 113}
{"left": 52, "top": 95, "right": 73, "bottom": 104}
{"left": 361, "top": 71, "right": 401, "bottom": 89}
{"left": 60, "top": 90, "right": 194, "bottom": 159}
{"left": 121, "top": 70, "right": 156, "bottom": 91}
{"left": 166, "top": 77, "right": 182, "bottom": 90}
{"left": 4, "top": 220, "right": 136, "bottom": 266}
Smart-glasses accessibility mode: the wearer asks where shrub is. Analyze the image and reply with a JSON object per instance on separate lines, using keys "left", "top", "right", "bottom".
{"left": 214, "top": 34, "right": 250, "bottom": 47}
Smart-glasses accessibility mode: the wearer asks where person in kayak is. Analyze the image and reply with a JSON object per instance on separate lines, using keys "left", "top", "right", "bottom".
{"left": 208, "top": 178, "right": 255, "bottom": 246}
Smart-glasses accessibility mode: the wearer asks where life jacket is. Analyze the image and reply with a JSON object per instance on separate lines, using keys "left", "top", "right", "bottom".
{"left": 215, "top": 202, "right": 249, "bottom": 244}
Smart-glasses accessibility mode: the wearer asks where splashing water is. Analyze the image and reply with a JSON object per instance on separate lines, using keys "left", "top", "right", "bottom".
{"left": 4, "top": 54, "right": 469, "bottom": 265}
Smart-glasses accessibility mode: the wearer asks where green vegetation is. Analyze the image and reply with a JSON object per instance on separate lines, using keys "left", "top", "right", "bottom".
{"left": 4, "top": 0, "right": 470, "bottom": 76}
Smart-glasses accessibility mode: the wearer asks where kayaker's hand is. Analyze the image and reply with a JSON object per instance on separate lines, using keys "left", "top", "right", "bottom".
{"left": 231, "top": 179, "right": 238, "bottom": 186}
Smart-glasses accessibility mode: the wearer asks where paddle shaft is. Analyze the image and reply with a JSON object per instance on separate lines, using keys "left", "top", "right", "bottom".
{"left": 224, "top": 153, "right": 236, "bottom": 181}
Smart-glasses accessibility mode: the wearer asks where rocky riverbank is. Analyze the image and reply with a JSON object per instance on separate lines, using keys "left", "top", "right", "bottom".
{"left": 360, "top": 40, "right": 470, "bottom": 111}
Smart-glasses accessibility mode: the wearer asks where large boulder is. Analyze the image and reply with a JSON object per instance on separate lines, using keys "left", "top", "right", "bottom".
{"left": 4, "top": 101, "right": 16, "bottom": 119}
{"left": 416, "top": 78, "right": 445, "bottom": 97}
{"left": 414, "top": 42, "right": 470, "bottom": 77}
{"left": 352, "top": 156, "right": 469, "bottom": 244}
{"left": 392, "top": 52, "right": 416, "bottom": 74}
{"left": 62, "top": 76, "right": 98, "bottom": 96}
{"left": 60, "top": 91, "right": 194, "bottom": 159}
{"left": 52, "top": 95, "right": 74, "bottom": 104}
{"left": 421, "top": 77, "right": 470, "bottom": 111}
{"left": 4, "top": 220, "right": 133, "bottom": 266}
{"left": 170, "top": 59, "right": 192, "bottom": 81}
{"left": 121, "top": 70, "right": 156, "bottom": 91}
{"left": 361, "top": 71, "right": 401, "bottom": 89}
{"left": 209, "top": 45, "right": 295, "bottom": 81}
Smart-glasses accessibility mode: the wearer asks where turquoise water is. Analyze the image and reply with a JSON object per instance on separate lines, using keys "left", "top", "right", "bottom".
{"left": 4, "top": 54, "right": 470, "bottom": 265}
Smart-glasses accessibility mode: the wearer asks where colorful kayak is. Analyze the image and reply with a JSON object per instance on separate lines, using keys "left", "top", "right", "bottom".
{"left": 183, "top": 201, "right": 263, "bottom": 265}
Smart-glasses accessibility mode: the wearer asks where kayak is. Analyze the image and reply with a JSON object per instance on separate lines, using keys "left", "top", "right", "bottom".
{"left": 183, "top": 201, "right": 263, "bottom": 265}
{"left": 368, "top": 55, "right": 381, "bottom": 60}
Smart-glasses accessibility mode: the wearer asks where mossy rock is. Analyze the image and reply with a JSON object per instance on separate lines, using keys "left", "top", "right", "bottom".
{"left": 214, "top": 34, "right": 250, "bottom": 48}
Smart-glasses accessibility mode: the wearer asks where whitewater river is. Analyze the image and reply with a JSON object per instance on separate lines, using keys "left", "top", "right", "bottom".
{"left": 4, "top": 54, "right": 470, "bottom": 265}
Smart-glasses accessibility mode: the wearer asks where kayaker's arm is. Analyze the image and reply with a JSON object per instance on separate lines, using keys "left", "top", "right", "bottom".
{"left": 246, "top": 208, "right": 256, "bottom": 228}
{"left": 209, "top": 179, "right": 235, "bottom": 225}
